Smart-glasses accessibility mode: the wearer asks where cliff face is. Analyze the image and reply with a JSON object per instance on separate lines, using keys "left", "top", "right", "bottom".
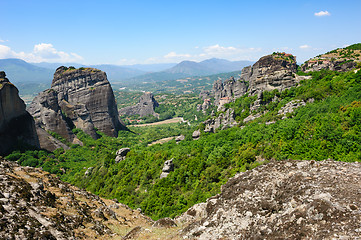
{"left": 0, "top": 71, "right": 39, "bottom": 155}
{"left": 212, "top": 53, "right": 298, "bottom": 108}
{"left": 247, "top": 54, "right": 298, "bottom": 95}
{"left": 119, "top": 92, "right": 159, "bottom": 117}
{"left": 213, "top": 77, "right": 247, "bottom": 107}
{"left": 28, "top": 67, "right": 126, "bottom": 151}
{"left": 205, "top": 53, "right": 299, "bottom": 132}
{"left": 179, "top": 160, "right": 361, "bottom": 239}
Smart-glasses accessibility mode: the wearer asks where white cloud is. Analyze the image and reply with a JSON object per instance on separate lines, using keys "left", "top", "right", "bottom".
{"left": 0, "top": 43, "right": 83, "bottom": 63}
{"left": 0, "top": 39, "right": 8, "bottom": 43}
{"left": 314, "top": 11, "right": 331, "bottom": 17}
{"left": 143, "top": 44, "right": 262, "bottom": 64}
{"left": 0, "top": 45, "right": 14, "bottom": 58}
{"left": 299, "top": 44, "right": 311, "bottom": 49}
{"left": 164, "top": 51, "right": 192, "bottom": 59}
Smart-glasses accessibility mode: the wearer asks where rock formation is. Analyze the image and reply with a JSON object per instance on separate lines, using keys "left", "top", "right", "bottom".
{"left": 28, "top": 67, "right": 126, "bottom": 151}
{"left": 302, "top": 59, "right": 357, "bottom": 72}
{"left": 301, "top": 45, "right": 361, "bottom": 72}
{"left": 192, "top": 129, "right": 201, "bottom": 140}
{"left": 160, "top": 159, "right": 174, "bottom": 179}
{"left": 175, "top": 135, "right": 185, "bottom": 143}
{"left": 180, "top": 159, "right": 361, "bottom": 239}
{"left": 196, "top": 98, "right": 212, "bottom": 114}
{"left": 213, "top": 76, "right": 247, "bottom": 107}
{"left": 204, "top": 109, "right": 237, "bottom": 133}
{"left": 115, "top": 147, "right": 130, "bottom": 163}
{"left": 0, "top": 159, "right": 157, "bottom": 240}
{"left": 0, "top": 71, "right": 39, "bottom": 155}
{"left": 204, "top": 53, "right": 302, "bottom": 132}
{"left": 119, "top": 92, "right": 159, "bottom": 118}
{"left": 247, "top": 53, "right": 298, "bottom": 95}
{"left": 211, "top": 53, "right": 299, "bottom": 112}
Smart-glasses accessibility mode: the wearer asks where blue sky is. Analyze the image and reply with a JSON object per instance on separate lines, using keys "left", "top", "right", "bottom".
{"left": 1, "top": 0, "right": 360, "bottom": 65}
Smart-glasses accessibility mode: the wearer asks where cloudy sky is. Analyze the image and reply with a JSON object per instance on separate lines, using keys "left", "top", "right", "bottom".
{"left": 1, "top": 0, "right": 360, "bottom": 65}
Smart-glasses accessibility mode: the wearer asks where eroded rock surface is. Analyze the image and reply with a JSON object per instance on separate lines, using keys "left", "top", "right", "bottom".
{"left": 0, "top": 71, "right": 39, "bottom": 155}
{"left": 180, "top": 160, "right": 361, "bottom": 240}
{"left": 0, "top": 159, "right": 155, "bottom": 240}
{"left": 247, "top": 53, "right": 298, "bottom": 95}
{"left": 119, "top": 92, "right": 159, "bottom": 117}
{"left": 204, "top": 109, "right": 237, "bottom": 133}
{"left": 28, "top": 67, "right": 126, "bottom": 151}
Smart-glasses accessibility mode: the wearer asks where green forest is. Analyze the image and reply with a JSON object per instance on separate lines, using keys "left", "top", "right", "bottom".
{"left": 5, "top": 68, "right": 361, "bottom": 220}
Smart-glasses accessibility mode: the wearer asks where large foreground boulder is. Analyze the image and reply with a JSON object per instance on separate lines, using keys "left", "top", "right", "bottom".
{"left": 180, "top": 160, "right": 361, "bottom": 239}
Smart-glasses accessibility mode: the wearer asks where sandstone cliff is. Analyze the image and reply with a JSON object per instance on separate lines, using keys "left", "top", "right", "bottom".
{"left": 204, "top": 53, "right": 302, "bottom": 132}
{"left": 213, "top": 76, "right": 247, "bottom": 107}
{"left": 28, "top": 67, "right": 126, "bottom": 151}
{"left": 0, "top": 71, "right": 39, "bottom": 155}
{"left": 119, "top": 92, "right": 159, "bottom": 117}
{"left": 212, "top": 53, "right": 298, "bottom": 108}
{"left": 179, "top": 160, "right": 361, "bottom": 239}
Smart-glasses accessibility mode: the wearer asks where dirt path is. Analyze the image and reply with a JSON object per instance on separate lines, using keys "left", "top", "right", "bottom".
{"left": 129, "top": 117, "right": 184, "bottom": 127}
{"left": 148, "top": 136, "right": 176, "bottom": 146}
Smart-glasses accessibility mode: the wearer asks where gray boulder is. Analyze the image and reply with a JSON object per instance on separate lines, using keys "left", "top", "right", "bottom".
{"left": 192, "top": 130, "right": 200, "bottom": 140}
{"left": 175, "top": 135, "right": 185, "bottom": 143}
{"left": 160, "top": 159, "right": 174, "bottom": 179}
{"left": 115, "top": 148, "right": 130, "bottom": 163}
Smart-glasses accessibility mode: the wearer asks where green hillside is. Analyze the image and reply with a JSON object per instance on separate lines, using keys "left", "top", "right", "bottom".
{"left": 6, "top": 65, "right": 361, "bottom": 220}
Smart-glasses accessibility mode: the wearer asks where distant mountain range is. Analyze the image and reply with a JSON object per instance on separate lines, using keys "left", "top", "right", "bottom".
{"left": 125, "top": 58, "right": 253, "bottom": 83}
{"left": 0, "top": 58, "right": 53, "bottom": 84}
{"left": 0, "top": 58, "right": 253, "bottom": 86}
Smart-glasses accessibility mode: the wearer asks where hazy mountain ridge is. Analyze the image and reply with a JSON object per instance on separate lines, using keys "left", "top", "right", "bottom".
{"left": 0, "top": 58, "right": 53, "bottom": 84}
{"left": 125, "top": 58, "right": 253, "bottom": 83}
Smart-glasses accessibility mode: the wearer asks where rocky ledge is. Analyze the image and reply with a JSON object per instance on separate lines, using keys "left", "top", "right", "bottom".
{"left": 28, "top": 67, "right": 126, "bottom": 151}
{"left": 0, "top": 159, "right": 166, "bottom": 240}
{"left": 179, "top": 159, "right": 361, "bottom": 239}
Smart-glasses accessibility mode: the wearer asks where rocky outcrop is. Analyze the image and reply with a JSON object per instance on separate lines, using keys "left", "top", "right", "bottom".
{"left": 28, "top": 67, "right": 126, "bottom": 151}
{"left": 160, "top": 159, "right": 174, "bottom": 179}
{"left": 115, "top": 148, "right": 130, "bottom": 163}
{"left": 247, "top": 53, "right": 298, "bottom": 95}
{"left": 204, "top": 109, "right": 237, "bottom": 133}
{"left": 277, "top": 99, "right": 307, "bottom": 119}
{"left": 0, "top": 159, "right": 154, "bottom": 240}
{"left": 213, "top": 77, "right": 247, "bottom": 107}
{"left": 196, "top": 98, "right": 211, "bottom": 114}
{"left": 192, "top": 130, "right": 201, "bottom": 140}
{"left": 175, "top": 135, "right": 185, "bottom": 143}
{"left": 119, "top": 92, "right": 159, "bottom": 117}
{"left": 302, "top": 59, "right": 358, "bottom": 72}
{"left": 0, "top": 71, "right": 39, "bottom": 155}
{"left": 301, "top": 45, "right": 361, "bottom": 72}
{"left": 180, "top": 160, "right": 361, "bottom": 239}
{"left": 204, "top": 53, "right": 302, "bottom": 132}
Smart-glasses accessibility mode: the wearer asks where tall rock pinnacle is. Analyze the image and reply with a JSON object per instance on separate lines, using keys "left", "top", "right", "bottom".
{"left": 28, "top": 67, "right": 126, "bottom": 151}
